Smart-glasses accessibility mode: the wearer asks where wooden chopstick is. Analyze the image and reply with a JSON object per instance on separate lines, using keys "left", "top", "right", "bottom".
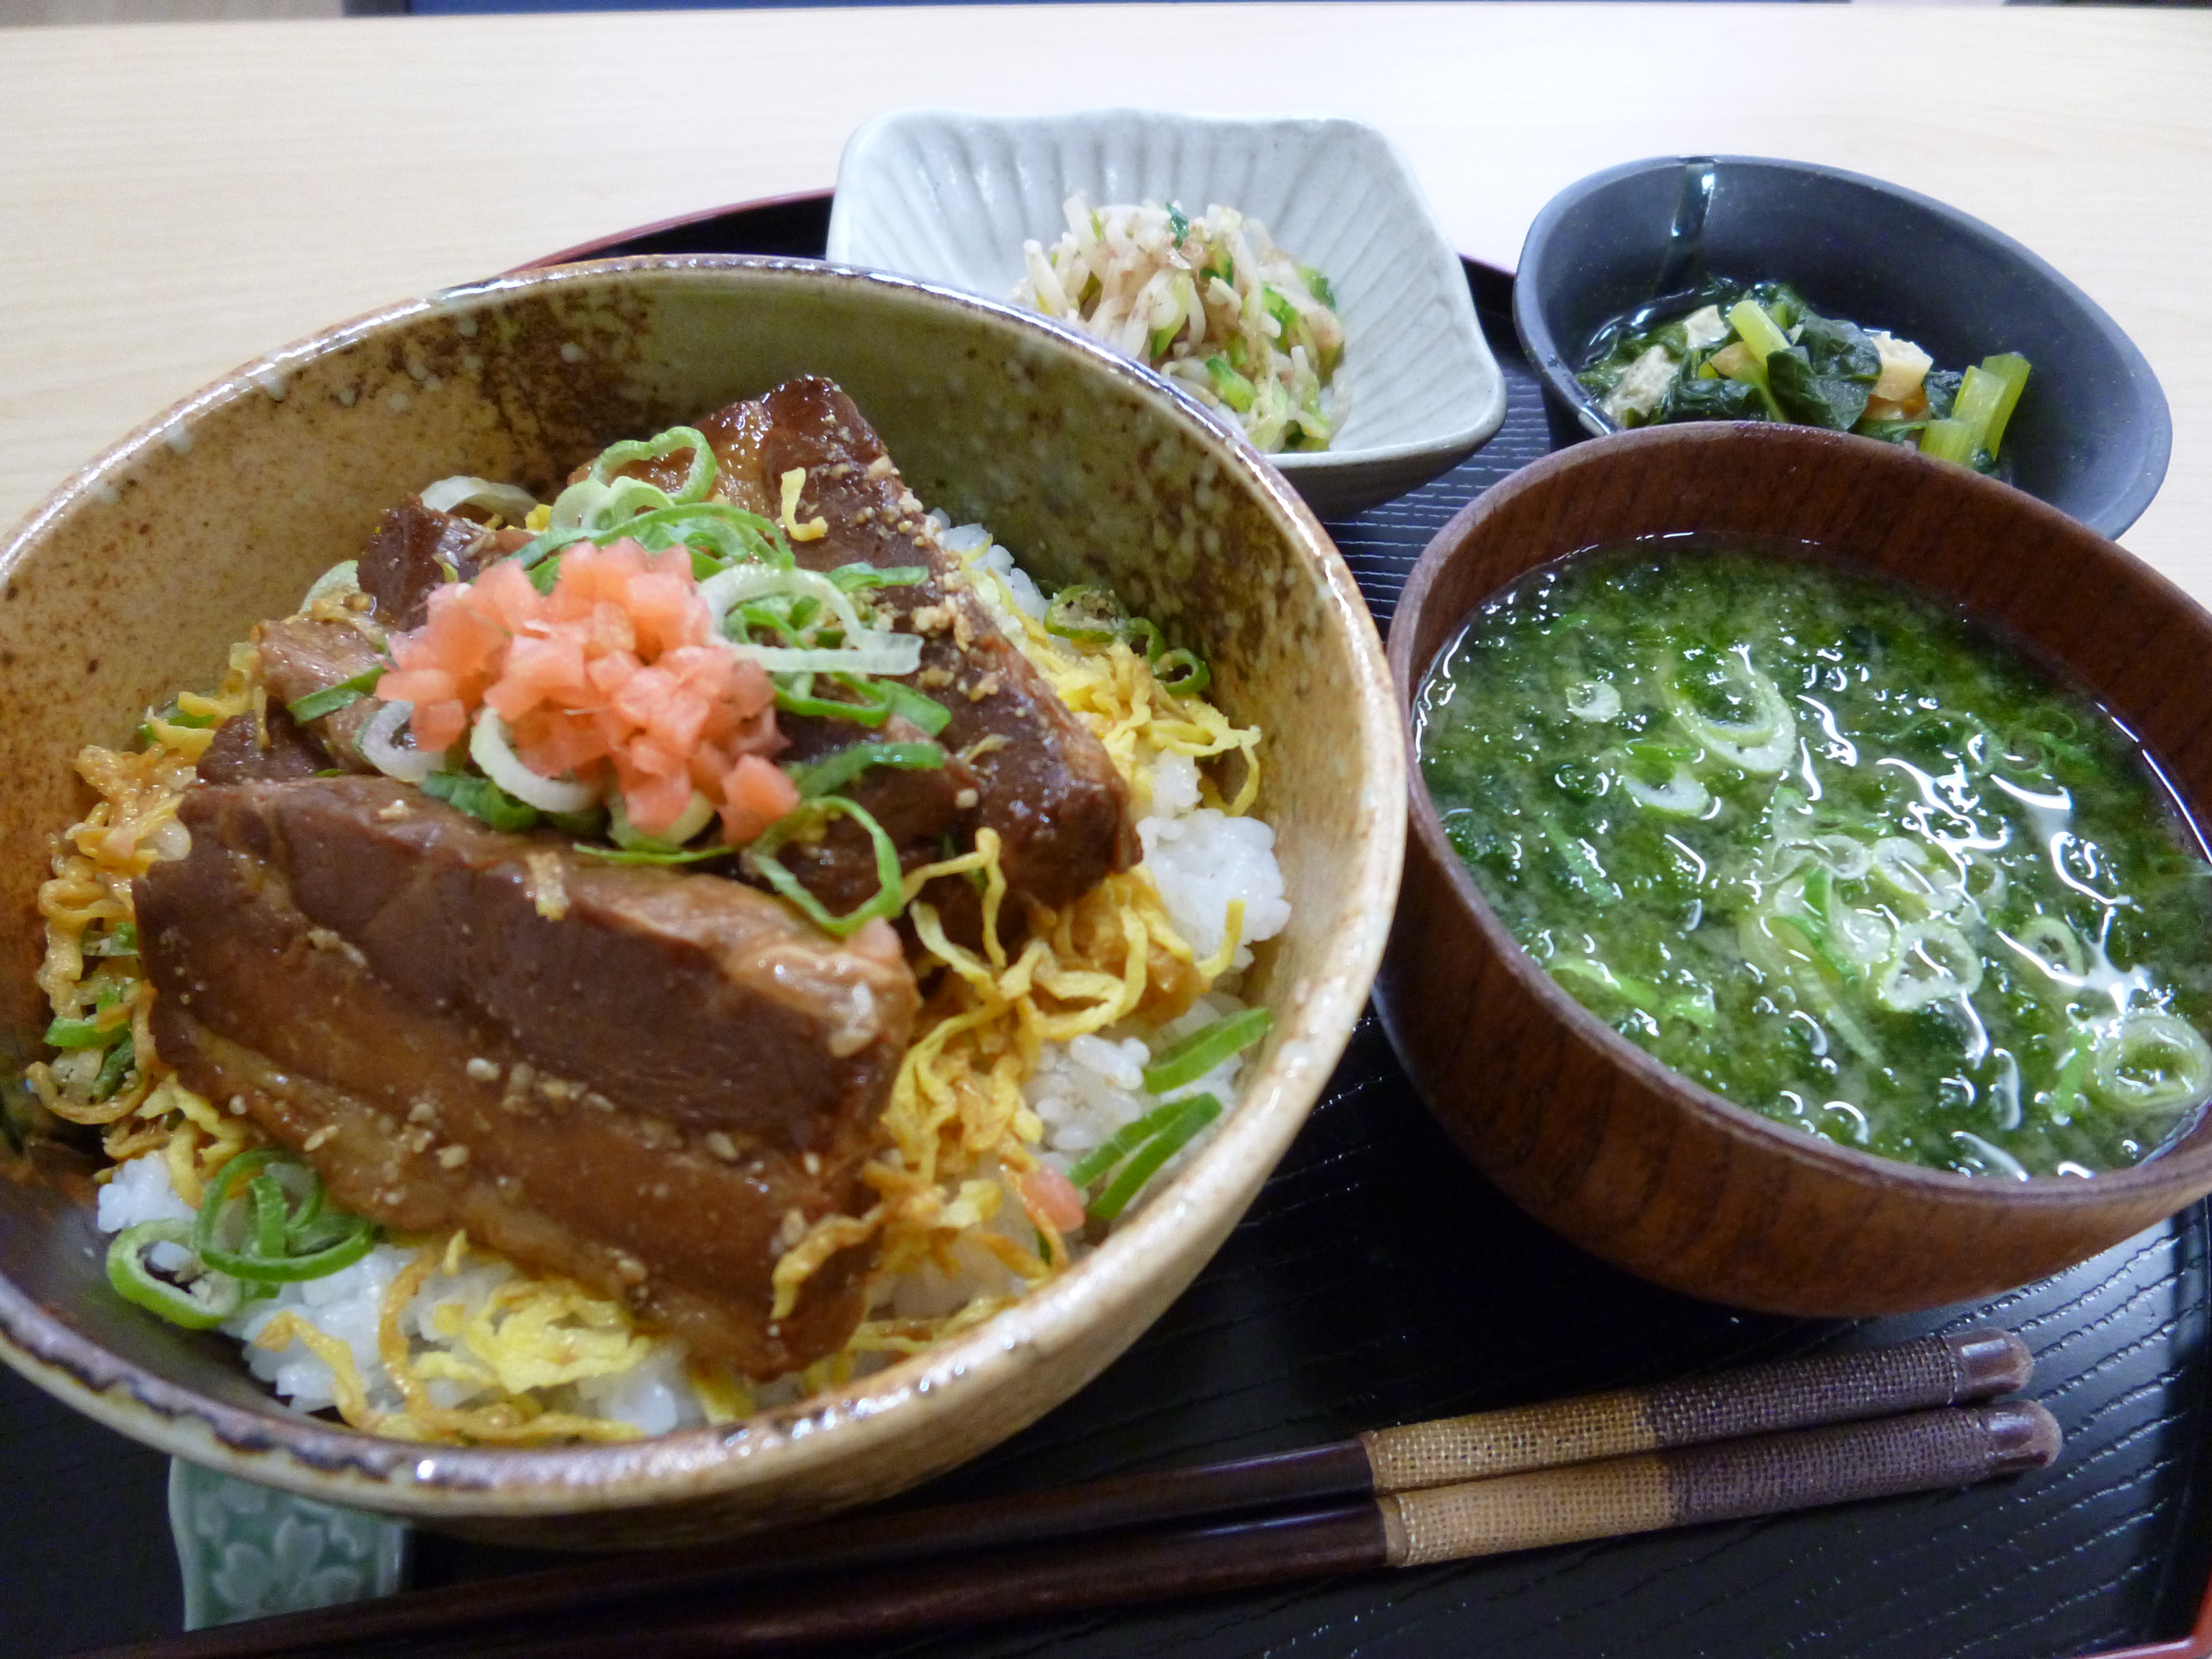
{"left": 74, "top": 1327, "right": 2035, "bottom": 1659}
{"left": 433, "top": 1401, "right": 2064, "bottom": 1658}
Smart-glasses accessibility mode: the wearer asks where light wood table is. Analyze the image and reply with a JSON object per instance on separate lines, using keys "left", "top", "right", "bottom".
{"left": 2, "top": 10, "right": 2210, "bottom": 1652}
{"left": 3, "top": 4, "right": 2210, "bottom": 597}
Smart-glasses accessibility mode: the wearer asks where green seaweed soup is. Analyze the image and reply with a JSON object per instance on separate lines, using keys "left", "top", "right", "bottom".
{"left": 1415, "top": 542, "right": 2212, "bottom": 1178}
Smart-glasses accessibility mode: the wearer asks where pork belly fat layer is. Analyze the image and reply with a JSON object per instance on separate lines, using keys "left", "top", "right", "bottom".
{"left": 136, "top": 777, "right": 918, "bottom": 1371}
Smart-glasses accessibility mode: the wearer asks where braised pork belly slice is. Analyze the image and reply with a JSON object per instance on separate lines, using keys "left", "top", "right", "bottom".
{"left": 208, "top": 616, "right": 391, "bottom": 784}
{"left": 137, "top": 776, "right": 919, "bottom": 1374}
{"left": 195, "top": 705, "right": 332, "bottom": 786}
{"left": 774, "top": 710, "right": 983, "bottom": 919}
{"left": 635, "top": 377, "right": 1138, "bottom": 922}
{"left": 358, "top": 501, "right": 531, "bottom": 632}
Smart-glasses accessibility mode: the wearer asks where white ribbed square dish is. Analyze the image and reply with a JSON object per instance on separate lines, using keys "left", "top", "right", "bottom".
{"left": 828, "top": 108, "right": 1505, "bottom": 520}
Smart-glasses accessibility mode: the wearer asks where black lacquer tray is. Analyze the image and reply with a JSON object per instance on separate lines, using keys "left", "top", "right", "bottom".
{"left": 8, "top": 194, "right": 2212, "bottom": 1659}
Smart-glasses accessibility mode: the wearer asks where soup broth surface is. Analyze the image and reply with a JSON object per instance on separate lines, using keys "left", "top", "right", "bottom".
{"left": 1415, "top": 542, "right": 2212, "bottom": 1177}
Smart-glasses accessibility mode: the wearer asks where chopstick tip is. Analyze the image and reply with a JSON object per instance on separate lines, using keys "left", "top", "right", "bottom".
{"left": 1947, "top": 1327, "right": 2033, "bottom": 1399}
{"left": 1978, "top": 1399, "right": 2062, "bottom": 1474}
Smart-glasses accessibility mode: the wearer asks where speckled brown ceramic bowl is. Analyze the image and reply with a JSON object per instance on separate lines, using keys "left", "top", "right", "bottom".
{"left": 0, "top": 257, "right": 1402, "bottom": 1546}
{"left": 1378, "top": 422, "right": 2212, "bottom": 1318}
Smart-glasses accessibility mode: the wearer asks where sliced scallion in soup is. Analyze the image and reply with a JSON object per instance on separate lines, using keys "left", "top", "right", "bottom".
{"left": 1414, "top": 544, "right": 2212, "bottom": 1178}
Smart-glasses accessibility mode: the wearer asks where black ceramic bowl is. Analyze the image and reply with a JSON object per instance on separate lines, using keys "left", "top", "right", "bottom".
{"left": 1512, "top": 155, "right": 2172, "bottom": 539}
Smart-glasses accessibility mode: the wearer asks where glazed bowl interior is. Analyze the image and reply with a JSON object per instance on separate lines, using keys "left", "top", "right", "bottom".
{"left": 0, "top": 257, "right": 1403, "bottom": 1544}
{"left": 1512, "top": 155, "right": 2172, "bottom": 539}
{"left": 1379, "top": 421, "right": 2212, "bottom": 1317}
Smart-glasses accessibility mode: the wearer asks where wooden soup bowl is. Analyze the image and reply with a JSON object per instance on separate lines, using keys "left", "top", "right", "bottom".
{"left": 1379, "top": 421, "right": 2212, "bottom": 1317}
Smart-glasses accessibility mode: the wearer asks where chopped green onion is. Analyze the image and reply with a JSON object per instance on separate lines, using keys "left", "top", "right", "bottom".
{"left": 877, "top": 681, "right": 952, "bottom": 737}
{"left": 420, "top": 771, "right": 540, "bottom": 833}
{"left": 745, "top": 795, "right": 905, "bottom": 937}
{"left": 509, "top": 526, "right": 592, "bottom": 574}
{"left": 1154, "top": 648, "right": 1211, "bottom": 696}
{"left": 1091, "top": 1094, "right": 1223, "bottom": 1222}
{"left": 775, "top": 672, "right": 894, "bottom": 728}
{"left": 88, "top": 922, "right": 138, "bottom": 957}
{"left": 790, "top": 741, "right": 945, "bottom": 801}
{"left": 193, "top": 1149, "right": 375, "bottom": 1284}
{"left": 544, "top": 804, "right": 608, "bottom": 838}
{"left": 45, "top": 1014, "right": 126, "bottom": 1051}
{"left": 1064, "top": 1098, "right": 1191, "bottom": 1191}
{"left": 620, "top": 503, "right": 791, "bottom": 570}
{"left": 285, "top": 668, "right": 383, "bottom": 724}
{"left": 1204, "top": 355, "right": 1256, "bottom": 414}
{"left": 572, "top": 842, "right": 736, "bottom": 867}
{"left": 138, "top": 699, "right": 217, "bottom": 744}
{"left": 107, "top": 1220, "right": 243, "bottom": 1330}
{"left": 1299, "top": 265, "right": 1337, "bottom": 310}
{"left": 588, "top": 424, "right": 717, "bottom": 504}
{"left": 1167, "top": 203, "right": 1191, "bottom": 243}
{"left": 826, "top": 564, "right": 927, "bottom": 593}
{"left": 91, "top": 1037, "right": 136, "bottom": 1102}
{"left": 607, "top": 787, "right": 714, "bottom": 853}
{"left": 1141, "top": 1008, "right": 1271, "bottom": 1094}
{"left": 1119, "top": 617, "right": 1165, "bottom": 663}
{"left": 1045, "top": 586, "right": 1125, "bottom": 644}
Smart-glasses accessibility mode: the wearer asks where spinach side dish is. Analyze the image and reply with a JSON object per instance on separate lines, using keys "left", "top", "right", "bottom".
{"left": 1577, "top": 279, "right": 2029, "bottom": 474}
{"left": 1414, "top": 543, "right": 2212, "bottom": 1178}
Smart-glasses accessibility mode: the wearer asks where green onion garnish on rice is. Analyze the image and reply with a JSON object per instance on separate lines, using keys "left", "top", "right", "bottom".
{"left": 1065, "top": 1094, "right": 1224, "bottom": 1223}
{"left": 193, "top": 1148, "right": 377, "bottom": 1285}
{"left": 105, "top": 1149, "right": 378, "bottom": 1330}
{"left": 1141, "top": 1008, "right": 1270, "bottom": 1095}
{"left": 107, "top": 1220, "right": 243, "bottom": 1329}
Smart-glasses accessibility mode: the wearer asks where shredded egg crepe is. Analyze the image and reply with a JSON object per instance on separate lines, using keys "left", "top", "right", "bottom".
{"left": 48, "top": 513, "right": 1285, "bottom": 1443}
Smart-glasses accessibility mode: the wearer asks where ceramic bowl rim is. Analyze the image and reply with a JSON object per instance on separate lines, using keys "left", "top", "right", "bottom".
{"left": 0, "top": 253, "right": 1405, "bottom": 1518}
{"left": 1510, "top": 153, "right": 2174, "bottom": 540}
{"left": 826, "top": 103, "right": 1508, "bottom": 481}
{"left": 1387, "top": 420, "right": 2212, "bottom": 1211}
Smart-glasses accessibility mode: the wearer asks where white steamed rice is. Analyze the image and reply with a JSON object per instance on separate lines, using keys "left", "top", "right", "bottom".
{"left": 94, "top": 516, "right": 1289, "bottom": 1433}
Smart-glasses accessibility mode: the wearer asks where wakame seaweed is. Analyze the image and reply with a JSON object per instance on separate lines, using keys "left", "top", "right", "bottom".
{"left": 1415, "top": 542, "right": 2212, "bottom": 1179}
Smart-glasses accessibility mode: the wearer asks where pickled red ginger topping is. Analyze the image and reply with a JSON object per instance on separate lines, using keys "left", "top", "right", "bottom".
{"left": 375, "top": 539, "right": 795, "bottom": 843}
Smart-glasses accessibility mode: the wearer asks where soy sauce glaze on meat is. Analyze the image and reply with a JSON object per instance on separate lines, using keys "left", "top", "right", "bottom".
{"left": 144, "top": 380, "right": 1136, "bottom": 1373}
